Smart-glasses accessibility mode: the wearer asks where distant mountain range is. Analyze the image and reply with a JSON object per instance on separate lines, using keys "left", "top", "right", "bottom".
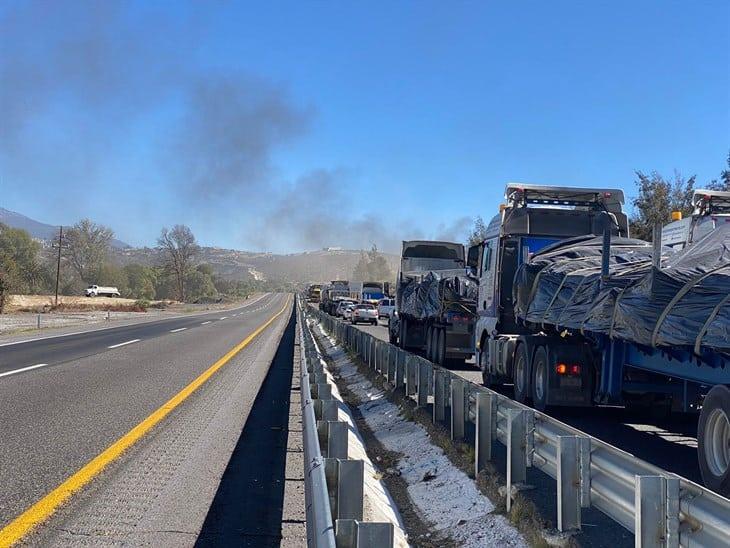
{"left": 0, "top": 207, "right": 131, "bottom": 249}
{"left": 0, "top": 207, "right": 399, "bottom": 283}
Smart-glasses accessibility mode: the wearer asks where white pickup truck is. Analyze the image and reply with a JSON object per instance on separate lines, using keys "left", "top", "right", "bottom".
{"left": 85, "top": 285, "right": 121, "bottom": 297}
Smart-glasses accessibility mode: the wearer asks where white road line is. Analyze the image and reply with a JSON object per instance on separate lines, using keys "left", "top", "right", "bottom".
{"left": 0, "top": 363, "right": 49, "bottom": 378}
{"left": 107, "top": 339, "right": 140, "bottom": 349}
{"left": 201, "top": 321, "right": 211, "bottom": 325}
{"left": 220, "top": 316, "right": 228, "bottom": 320}
{"left": 169, "top": 327, "right": 187, "bottom": 333}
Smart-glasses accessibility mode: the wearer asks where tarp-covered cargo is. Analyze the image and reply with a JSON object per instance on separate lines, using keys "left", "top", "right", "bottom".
{"left": 514, "top": 224, "right": 730, "bottom": 352}
{"left": 400, "top": 272, "right": 477, "bottom": 320}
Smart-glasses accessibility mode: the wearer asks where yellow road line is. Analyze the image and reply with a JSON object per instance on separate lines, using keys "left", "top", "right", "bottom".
{"left": 0, "top": 296, "right": 291, "bottom": 547}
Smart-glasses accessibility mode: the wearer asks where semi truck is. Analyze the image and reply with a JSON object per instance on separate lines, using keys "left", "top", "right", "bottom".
{"left": 472, "top": 183, "right": 730, "bottom": 496}
{"left": 389, "top": 240, "right": 477, "bottom": 365}
{"left": 349, "top": 281, "right": 386, "bottom": 304}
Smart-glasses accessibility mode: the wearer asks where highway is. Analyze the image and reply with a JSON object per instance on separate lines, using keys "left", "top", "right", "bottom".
{"left": 0, "top": 293, "right": 296, "bottom": 546}
{"left": 346, "top": 314, "right": 703, "bottom": 487}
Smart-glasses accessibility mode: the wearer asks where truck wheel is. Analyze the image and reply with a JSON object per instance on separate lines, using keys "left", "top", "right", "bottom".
{"left": 531, "top": 346, "right": 549, "bottom": 411}
{"left": 479, "top": 346, "right": 494, "bottom": 387}
{"left": 513, "top": 344, "right": 529, "bottom": 404}
{"left": 698, "top": 385, "right": 730, "bottom": 497}
{"left": 436, "top": 329, "right": 446, "bottom": 366}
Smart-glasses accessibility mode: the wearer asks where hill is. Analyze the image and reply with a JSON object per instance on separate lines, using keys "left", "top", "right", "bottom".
{"left": 114, "top": 246, "right": 400, "bottom": 284}
{"left": 0, "top": 207, "right": 130, "bottom": 249}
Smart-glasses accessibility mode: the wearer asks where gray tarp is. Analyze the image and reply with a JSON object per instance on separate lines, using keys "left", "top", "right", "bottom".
{"left": 400, "top": 272, "right": 477, "bottom": 320}
{"left": 513, "top": 224, "right": 730, "bottom": 352}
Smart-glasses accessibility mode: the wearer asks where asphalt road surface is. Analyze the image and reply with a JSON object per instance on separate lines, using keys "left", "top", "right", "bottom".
{"left": 345, "top": 314, "right": 703, "bottom": 487}
{"left": 0, "top": 292, "right": 294, "bottom": 545}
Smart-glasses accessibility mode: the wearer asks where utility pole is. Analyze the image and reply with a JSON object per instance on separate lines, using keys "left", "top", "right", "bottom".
{"left": 53, "top": 226, "right": 65, "bottom": 307}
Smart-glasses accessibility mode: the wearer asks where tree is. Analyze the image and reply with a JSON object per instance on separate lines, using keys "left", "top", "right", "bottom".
{"left": 630, "top": 170, "right": 696, "bottom": 241}
{"left": 0, "top": 223, "right": 43, "bottom": 295}
{"left": 185, "top": 264, "right": 217, "bottom": 302}
{"left": 467, "top": 216, "right": 489, "bottom": 246}
{"left": 352, "top": 252, "right": 370, "bottom": 281}
{"left": 65, "top": 219, "right": 114, "bottom": 283}
{"left": 366, "top": 245, "right": 393, "bottom": 281}
{"left": 708, "top": 150, "right": 730, "bottom": 191}
{"left": 157, "top": 225, "right": 198, "bottom": 301}
{"left": 123, "top": 264, "right": 157, "bottom": 300}
{"left": 351, "top": 245, "right": 393, "bottom": 282}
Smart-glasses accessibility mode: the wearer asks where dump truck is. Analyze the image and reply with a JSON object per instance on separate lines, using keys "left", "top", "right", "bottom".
{"left": 389, "top": 240, "right": 477, "bottom": 365}
{"left": 472, "top": 183, "right": 730, "bottom": 496}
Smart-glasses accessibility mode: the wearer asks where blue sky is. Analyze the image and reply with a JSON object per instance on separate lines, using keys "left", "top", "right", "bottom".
{"left": 1, "top": 1, "right": 728, "bottom": 252}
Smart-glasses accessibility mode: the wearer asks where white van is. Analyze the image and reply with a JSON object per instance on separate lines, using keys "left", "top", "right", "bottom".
{"left": 85, "top": 285, "right": 121, "bottom": 297}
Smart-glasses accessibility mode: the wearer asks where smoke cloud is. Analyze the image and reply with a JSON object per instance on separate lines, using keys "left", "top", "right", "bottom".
{"left": 0, "top": 1, "right": 469, "bottom": 254}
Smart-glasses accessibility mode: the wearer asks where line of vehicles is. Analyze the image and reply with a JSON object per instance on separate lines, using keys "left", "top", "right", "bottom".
{"left": 306, "top": 280, "right": 393, "bottom": 325}
{"left": 309, "top": 183, "right": 730, "bottom": 497}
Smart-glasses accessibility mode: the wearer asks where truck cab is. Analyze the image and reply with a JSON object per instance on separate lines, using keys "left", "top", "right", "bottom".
{"left": 661, "top": 189, "right": 730, "bottom": 250}
{"left": 472, "top": 184, "right": 628, "bottom": 407}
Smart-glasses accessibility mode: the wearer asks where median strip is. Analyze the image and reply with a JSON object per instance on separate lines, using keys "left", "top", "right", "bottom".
{"left": 0, "top": 364, "right": 49, "bottom": 379}
{"left": 169, "top": 328, "right": 187, "bottom": 333}
{"left": 107, "top": 339, "right": 141, "bottom": 349}
{"left": 0, "top": 296, "right": 290, "bottom": 547}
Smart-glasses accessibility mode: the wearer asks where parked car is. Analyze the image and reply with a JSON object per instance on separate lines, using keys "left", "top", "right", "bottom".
{"left": 352, "top": 303, "right": 378, "bottom": 325}
{"left": 335, "top": 299, "right": 357, "bottom": 317}
{"left": 85, "top": 285, "right": 121, "bottom": 297}
{"left": 377, "top": 298, "right": 395, "bottom": 319}
{"left": 342, "top": 304, "right": 356, "bottom": 321}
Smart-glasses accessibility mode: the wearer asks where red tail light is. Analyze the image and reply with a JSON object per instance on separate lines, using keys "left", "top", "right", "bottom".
{"left": 556, "top": 364, "right": 567, "bottom": 375}
{"left": 570, "top": 364, "right": 581, "bottom": 375}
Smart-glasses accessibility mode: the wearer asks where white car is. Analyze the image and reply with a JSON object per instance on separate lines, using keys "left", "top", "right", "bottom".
{"left": 377, "top": 298, "right": 395, "bottom": 319}
{"left": 352, "top": 303, "right": 378, "bottom": 325}
{"left": 342, "top": 305, "right": 356, "bottom": 321}
{"left": 85, "top": 285, "right": 121, "bottom": 297}
{"left": 335, "top": 300, "right": 357, "bottom": 317}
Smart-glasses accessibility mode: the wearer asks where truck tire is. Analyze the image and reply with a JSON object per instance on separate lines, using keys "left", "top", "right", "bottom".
{"left": 531, "top": 346, "right": 549, "bottom": 411}
{"left": 513, "top": 344, "right": 529, "bottom": 404}
{"left": 697, "top": 385, "right": 730, "bottom": 497}
{"left": 436, "top": 328, "right": 446, "bottom": 366}
{"left": 479, "top": 346, "right": 495, "bottom": 387}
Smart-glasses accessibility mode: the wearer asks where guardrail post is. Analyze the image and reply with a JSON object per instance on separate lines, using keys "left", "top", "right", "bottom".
{"left": 313, "top": 383, "right": 332, "bottom": 400}
{"left": 337, "top": 459, "right": 364, "bottom": 520}
{"left": 506, "top": 409, "right": 527, "bottom": 511}
{"left": 557, "top": 436, "right": 581, "bottom": 531}
{"left": 635, "top": 475, "right": 679, "bottom": 548}
{"left": 405, "top": 356, "right": 417, "bottom": 396}
{"left": 395, "top": 350, "right": 405, "bottom": 390}
{"left": 336, "top": 520, "right": 394, "bottom": 548}
{"left": 327, "top": 421, "right": 348, "bottom": 459}
{"left": 579, "top": 436, "right": 591, "bottom": 508}
{"left": 475, "top": 391, "right": 494, "bottom": 474}
{"left": 416, "top": 359, "right": 431, "bottom": 408}
{"left": 387, "top": 346, "right": 396, "bottom": 384}
{"left": 433, "top": 370, "right": 446, "bottom": 423}
{"left": 450, "top": 377, "right": 465, "bottom": 441}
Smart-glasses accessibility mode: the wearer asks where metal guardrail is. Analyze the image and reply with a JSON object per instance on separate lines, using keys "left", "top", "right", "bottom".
{"left": 307, "top": 306, "right": 730, "bottom": 548}
{"left": 297, "top": 298, "right": 395, "bottom": 548}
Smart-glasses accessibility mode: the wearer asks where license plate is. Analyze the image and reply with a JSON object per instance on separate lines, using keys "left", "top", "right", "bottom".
{"left": 560, "top": 377, "right": 582, "bottom": 388}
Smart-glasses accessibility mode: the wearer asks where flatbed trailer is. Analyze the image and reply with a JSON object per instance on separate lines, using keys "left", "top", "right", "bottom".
{"left": 473, "top": 184, "right": 730, "bottom": 496}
